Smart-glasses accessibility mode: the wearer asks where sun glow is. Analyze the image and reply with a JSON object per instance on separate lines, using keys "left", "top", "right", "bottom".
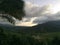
{"left": 15, "top": 22, "right": 37, "bottom": 26}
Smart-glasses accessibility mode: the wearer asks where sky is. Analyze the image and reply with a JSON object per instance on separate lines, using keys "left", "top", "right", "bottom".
{"left": 1, "top": 0, "right": 60, "bottom": 26}
{"left": 16, "top": 0, "right": 60, "bottom": 26}
{"left": 24, "top": 0, "right": 60, "bottom": 6}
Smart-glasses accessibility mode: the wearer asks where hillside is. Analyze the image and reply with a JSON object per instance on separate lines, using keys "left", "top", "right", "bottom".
{"left": 0, "top": 20, "right": 60, "bottom": 33}
{"left": 0, "top": 20, "right": 60, "bottom": 45}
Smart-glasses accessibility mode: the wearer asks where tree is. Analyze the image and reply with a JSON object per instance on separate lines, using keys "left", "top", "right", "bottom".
{"left": 0, "top": 0, "right": 25, "bottom": 24}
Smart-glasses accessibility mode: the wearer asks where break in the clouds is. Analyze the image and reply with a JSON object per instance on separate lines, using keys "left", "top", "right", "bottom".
{"left": 15, "top": 1, "right": 60, "bottom": 26}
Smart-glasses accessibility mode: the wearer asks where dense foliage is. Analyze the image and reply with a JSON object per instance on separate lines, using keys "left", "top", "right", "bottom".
{"left": 0, "top": 0, "right": 25, "bottom": 24}
{"left": 0, "top": 27, "right": 60, "bottom": 45}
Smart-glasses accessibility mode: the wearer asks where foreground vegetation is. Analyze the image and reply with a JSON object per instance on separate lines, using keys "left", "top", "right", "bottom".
{"left": 0, "top": 27, "right": 60, "bottom": 45}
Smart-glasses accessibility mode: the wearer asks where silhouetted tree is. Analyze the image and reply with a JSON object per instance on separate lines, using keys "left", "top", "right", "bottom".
{"left": 0, "top": 0, "right": 25, "bottom": 24}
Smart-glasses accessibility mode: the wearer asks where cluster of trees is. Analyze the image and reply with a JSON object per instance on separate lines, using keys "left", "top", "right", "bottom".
{"left": 0, "top": 27, "right": 60, "bottom": 45}
{"left": 0, "top": 0, "right": 25, "bottom": 24}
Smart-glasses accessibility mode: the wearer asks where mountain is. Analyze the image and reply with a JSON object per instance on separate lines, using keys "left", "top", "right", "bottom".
{"left": 0, "top": 23, "right": 30, "bottom": 32}
{"left": 0, "top": 20, "right": 60, "bottom": 33}
{"left": 31, "top": 20, "right": 60, "bottom": 32}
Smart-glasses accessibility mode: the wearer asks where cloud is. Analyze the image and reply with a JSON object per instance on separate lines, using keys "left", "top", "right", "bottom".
{"left": 1, "top": 1, "right": 60, "bottom": 27}
{"left": 15, "top": 17, "right": 38, "bottom": 26}
{"left": 15, "top": 2, "right": 60, "bottom": 26}
{"left": 0, "top": 17, "right": 12, "bottom": 24}
{"left": 24, "top": 1, "right": 40, "bottom": 17}
{"left": 24, "top": 1, "right": 39, "bottom": 9}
